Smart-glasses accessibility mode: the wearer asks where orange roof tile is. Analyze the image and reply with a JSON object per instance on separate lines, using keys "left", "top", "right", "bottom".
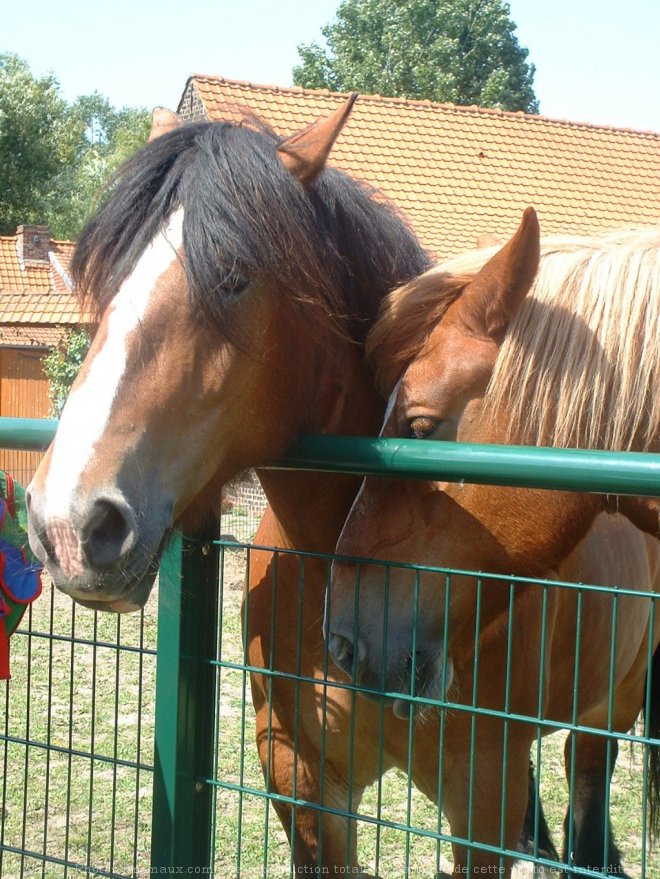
{"left": 0, "top": 232, "right": 82, "bottom": 344}
{"left": 0, "top": 325, "right": 69, "bottom": 348}
{"left": 180, "top": 75, "right": 660, "bottom": 259}
{"left": 0, "top": 289, "right": 81, "bottom": 324}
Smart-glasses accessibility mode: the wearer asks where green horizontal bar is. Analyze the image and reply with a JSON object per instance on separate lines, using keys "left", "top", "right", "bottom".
{"left": 0, "top": 844, "right": 130, "bottom": 879}
{"left": 209, "top": 656, "right": 659, "bottom": 749}
{"left": 273, "top": 434, "right": 660, "bottom": 497}
{"left": 191, "top": 777, "right": 601, "bottom": 879}
{"left": 0, "top": 732, "right": 153, "bottom": 772}
{"left": 15, "top": 627, "right": 158, "bottom": 656}
{"left": 0, "top": 416, "right": 58, "bottom": 450}
{"left": 218, "top": 539, "right": 658, "bottom": 596}
{"left": 2, "top": 418, "right": 659, "bottom": 496}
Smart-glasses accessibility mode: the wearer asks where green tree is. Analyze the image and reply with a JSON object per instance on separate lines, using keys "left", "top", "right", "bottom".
{"left": 293, "top": 0, "right": 539, "bottom": 113}
{"left": 0, "top": 53, "right": 150, "bottom": 239}
{"left": 53, "top": 93, "right": 151, "bottom": 237}
{"left": 0, "top": 54, "right": 81, "bottom": 236}
{"left": 42, "top": 328, "right": 91, "bottom": 417}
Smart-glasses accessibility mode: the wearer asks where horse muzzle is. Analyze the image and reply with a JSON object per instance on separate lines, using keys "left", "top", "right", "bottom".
{"left": 26, "top": 485, "right": 170, "bottom": 612}
{"left": 326, "top": 618, "right": 451, "bottom": 718}
{"left": 66, "top": 571, "right": 160, "bottom": 613}
{"left": 327, "top": 558, "right": 451, "bottom": 716}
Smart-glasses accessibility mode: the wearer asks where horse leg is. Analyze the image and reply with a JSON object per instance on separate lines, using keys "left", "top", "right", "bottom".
{"left": 562, "top": 730, "right": 628, "bottom": 877}
{"left": 411, "top": 736, "right": 558, "bottom": 872}
{"left": 519, "top": 758, "right": 559, "bottom": 863}
{"left": 442, "top": 720, "right": 532, "bottom": 878}
{"left": 561, "top": 619, "right": 660, "bottom": 879}
{"left": 246, "top": 546, "right": 380, "bottom": 876}
{"left": 251, "top": 683, "right": 378, "bottom": 876}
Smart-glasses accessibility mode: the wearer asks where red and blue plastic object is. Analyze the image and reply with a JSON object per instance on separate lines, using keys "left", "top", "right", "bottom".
{"left": 0, "top": 471, "right": 42, "bottom": 679}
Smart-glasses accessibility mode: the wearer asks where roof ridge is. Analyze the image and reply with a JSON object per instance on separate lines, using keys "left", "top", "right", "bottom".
{"left": 0, "top": 234, "right": 75, "bottom": 245}
{"left": 189, "top": 73, "right": 660, "bottom": 139}
{"left": 48, "top": 251, "right": 73, "bottom": 291}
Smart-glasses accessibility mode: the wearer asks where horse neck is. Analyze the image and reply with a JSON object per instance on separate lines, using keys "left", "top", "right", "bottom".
{"left": 440, "top": 415, "right": 606, "bottom": 578}
{"left": 257, "top": 331, "right": 383, "bottom": 553}
{"left": 448, "top": 482, "right": 604, "bottom": 576}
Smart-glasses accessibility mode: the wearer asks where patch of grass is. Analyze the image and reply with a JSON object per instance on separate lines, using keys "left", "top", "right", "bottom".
{"left": 1, "top": 581, "right": 156, "bottom": 878}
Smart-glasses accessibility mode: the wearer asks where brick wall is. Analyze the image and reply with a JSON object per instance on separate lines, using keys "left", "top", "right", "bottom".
{"left": 221, "top": 471, "right": 268, "bottom": 542}
{"left": 178, "top": 83, "right": 206, "bottom": 123}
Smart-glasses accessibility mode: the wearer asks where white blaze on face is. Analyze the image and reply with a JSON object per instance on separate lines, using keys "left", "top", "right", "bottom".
{"left": 43, "top": 209, "right": 185, "bottom": 577}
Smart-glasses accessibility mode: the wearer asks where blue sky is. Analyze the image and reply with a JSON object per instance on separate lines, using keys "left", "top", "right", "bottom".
{"left": 3, "top": 0, "right": 659, "bottom": 132}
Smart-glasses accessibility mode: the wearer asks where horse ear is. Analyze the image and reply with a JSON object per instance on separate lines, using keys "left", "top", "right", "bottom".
{"left": 277, "top": 94, "right": 358, "bottom": 187}
{"left": 149, "top": 107, "right": 183, "bottom": 142}
{"left": 459, "top": 208, "right": 540, "bottom": 342}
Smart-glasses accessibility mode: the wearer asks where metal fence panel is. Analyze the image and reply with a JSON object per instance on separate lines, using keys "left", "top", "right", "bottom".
{"left": 1, "top": 580, "right": 156, "bottom": 877}
{"left": 2, "top": 419, "right": 660, "bottom": 877}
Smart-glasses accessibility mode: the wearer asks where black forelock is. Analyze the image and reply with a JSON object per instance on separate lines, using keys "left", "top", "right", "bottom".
{"left": 72, "top": 118, "right": 430, "bottom": 346}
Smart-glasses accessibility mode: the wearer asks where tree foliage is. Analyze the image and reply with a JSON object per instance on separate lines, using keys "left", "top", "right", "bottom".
{"left": 0, "top": 54, "right": 76, "bottom": 236}
{"left": 294, "top": 0, "right": 538, "bottom": 113}
{"left": 42, "top": 328, "right": 91, "bottom": 417}
{"left": 0, "top": 53, "right": 150, "bottom": 239}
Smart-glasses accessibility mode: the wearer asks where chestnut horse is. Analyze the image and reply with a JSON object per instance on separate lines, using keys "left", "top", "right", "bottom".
{"left": 23, "top": 101, "right": 477, "bottom": 874}
{"left": 329, "top": 210, "right": 660, "bottom": 877}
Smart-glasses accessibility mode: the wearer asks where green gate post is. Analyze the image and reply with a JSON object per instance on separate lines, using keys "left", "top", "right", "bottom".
{"left": 151, "top": 519, "right": 221, "bottom": 872}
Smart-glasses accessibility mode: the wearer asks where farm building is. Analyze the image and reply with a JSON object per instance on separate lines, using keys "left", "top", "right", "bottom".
{"left": 0, "top": 225, "right": 79, "bottom": 478}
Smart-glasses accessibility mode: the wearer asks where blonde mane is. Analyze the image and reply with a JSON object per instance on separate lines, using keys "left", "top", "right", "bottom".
{"left": 370, "top": 227, "right": 660, "bottom": 451}
{"left": 367, "top": 271, "right": 470, "bottom": 394}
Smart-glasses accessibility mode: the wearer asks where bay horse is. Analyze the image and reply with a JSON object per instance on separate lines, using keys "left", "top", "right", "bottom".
{"left": 328, "top": 209, "right": 660, "bottom": 876}
{"left": 22, "top": 99, "right": 463, "bottom": 874}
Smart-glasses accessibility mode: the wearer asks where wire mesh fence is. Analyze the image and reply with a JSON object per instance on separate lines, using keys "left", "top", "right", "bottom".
{"left": 3, "top": 533, "right": 660, "bottom": 877}
{"left": 1, "top": 579, "right": 156, "bottom": 878}
{"left": 220, "top": 472, "right": 267, "bottom": 543}
{"left": 207, "top": 543, "right": 660, "bottom": 879}
{"left": 2, "top": 420, "right": 660, "bottom": 877}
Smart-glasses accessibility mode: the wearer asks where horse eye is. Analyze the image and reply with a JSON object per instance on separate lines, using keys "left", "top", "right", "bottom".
{"left": 226, "top": 278, "right": 249, "bottom": 297}
{"left": 222, "top": 267, "right": 249, "bottom": 297}
{"left": 408, "top": 416, "right": 439, "bottom": 439}
{"left": 228, "top": 280, "right": 248, "bottom": 296}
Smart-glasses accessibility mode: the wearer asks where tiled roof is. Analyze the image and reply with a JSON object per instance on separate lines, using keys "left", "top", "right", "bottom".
{"left": 0, "top": 325, "right": 68, "bottom": 348}
{"left": 180, "top": 75, "right": 660, "bottom": 259}
{"left": 0, "top": 236, "right": 74, "bottom": 295}
{"left": 0, "top": 233, "right": 81, "bottom": 346}
{"left": 0, "top": 289, "right": 81, "bottom": 324}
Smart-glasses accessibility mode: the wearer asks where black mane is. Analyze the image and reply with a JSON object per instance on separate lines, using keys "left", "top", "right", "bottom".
{"left": 72, "top": 118, "right": 430, "bottom": 345}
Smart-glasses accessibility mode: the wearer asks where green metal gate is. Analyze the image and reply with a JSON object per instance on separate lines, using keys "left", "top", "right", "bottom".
{"left": 1, "top": 418, "right": 659, "bottom": 877}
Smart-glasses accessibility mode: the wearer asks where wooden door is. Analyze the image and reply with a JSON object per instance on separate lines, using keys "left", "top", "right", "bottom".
{"left": 0, "top": 347, "right": 50, "bottom": 484}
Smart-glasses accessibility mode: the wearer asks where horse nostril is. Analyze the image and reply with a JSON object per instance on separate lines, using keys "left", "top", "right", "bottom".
{"left": 410, "top": 650, "right": 430, "bottom": 678}
{"left": 80, "top": 496, "right": 137, "bottom": 570}
{"left": 328, "top": 632, "right": 354, "bottom": 674}
{"left": 328, "top": 632, "right": 367, "bottom": 678}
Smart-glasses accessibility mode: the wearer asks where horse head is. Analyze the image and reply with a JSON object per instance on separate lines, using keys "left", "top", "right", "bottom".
{"left": 328, "top": 210, "right": 660, "bottom": 708}
{"left": 26, "top": 95, "right": 421, "bottom": 612}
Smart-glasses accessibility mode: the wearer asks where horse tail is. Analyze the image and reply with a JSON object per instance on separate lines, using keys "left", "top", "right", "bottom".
{"left": 643, "top": 643, "right": 660, "bottom": 841}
